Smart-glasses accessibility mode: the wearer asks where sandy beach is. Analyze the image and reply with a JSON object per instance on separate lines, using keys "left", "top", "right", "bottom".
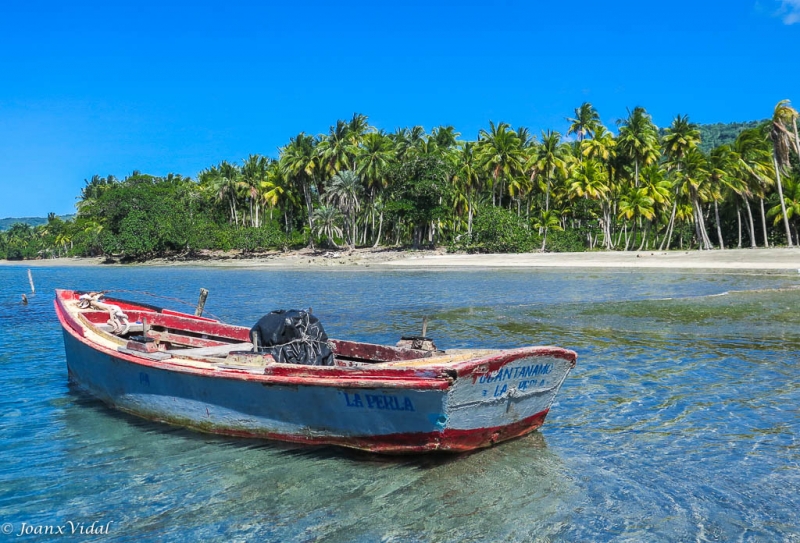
{"left": 3, "top": 247, "right": 800, "bottom": 271}
{"left": 385, "top": 248, "right": 800, "bottom": 271}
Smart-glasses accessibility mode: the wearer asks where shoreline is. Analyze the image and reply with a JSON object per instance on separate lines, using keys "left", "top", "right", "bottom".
{"left": 2, "top": 247, "right": 800, "bottom": 272}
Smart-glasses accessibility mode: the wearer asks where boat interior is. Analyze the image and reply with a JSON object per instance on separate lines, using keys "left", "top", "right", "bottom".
{"left": 67, "top": 297, "right": 496, "bottom": 372}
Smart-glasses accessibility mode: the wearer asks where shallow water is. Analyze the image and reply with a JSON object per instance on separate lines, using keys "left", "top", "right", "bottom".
{"left": 1, "top": 265, "right": 799, "bottom": 542}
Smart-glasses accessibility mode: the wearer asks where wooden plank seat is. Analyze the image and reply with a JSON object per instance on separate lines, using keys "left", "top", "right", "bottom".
{"left": 170, "top": 343, "right": 253, "bottom": 358}
{"left": 97, "top": 323, "right": 145, "bottom": 334}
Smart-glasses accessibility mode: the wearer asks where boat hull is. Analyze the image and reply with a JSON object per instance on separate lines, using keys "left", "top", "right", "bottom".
{"left": 57, "top": 292, "right": 575, "bottom": 454}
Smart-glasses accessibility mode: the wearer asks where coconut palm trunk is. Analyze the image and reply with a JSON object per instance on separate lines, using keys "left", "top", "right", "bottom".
{"left": 794, "top": 119, "right": 800, "bottom": 158}
{"left": 759, "top": 198, "right": 769, "bottom": 247}
{"left": 468, "top": 200, "right": 474, "bottom": 236}
{"left": 742, "top": 198, "right": 756, "bottom": 248}
{"left": 736, "top": 206, "right": 742, "bottom": 248}
{"left": 692, "top": 197, "right": 712, "bottom": 250}
{"left": 660, "top": 200, "right": 678, "bottom": 251}
{"left": 372, "top": 211, "right": 384, "bottom": 248}
{"left": 303, "top": 184, "right": 315, "bottom": 249}
{"left": 772, "top": 155, "right": 794, "bottom": 247}
{"left": 714, "top": 201, "right": 724, "bottom": 250}
{"left": 637, "top": 220, "right": 648, "bottom": 251}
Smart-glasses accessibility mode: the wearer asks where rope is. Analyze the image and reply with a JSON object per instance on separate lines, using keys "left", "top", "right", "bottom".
{"left": 78, "top": 292, "right": 131, "bottom": 335}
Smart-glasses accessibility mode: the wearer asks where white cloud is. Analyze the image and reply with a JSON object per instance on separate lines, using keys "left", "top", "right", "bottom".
{"left": 777, "top": 0, "right": 800, "bottom": 24}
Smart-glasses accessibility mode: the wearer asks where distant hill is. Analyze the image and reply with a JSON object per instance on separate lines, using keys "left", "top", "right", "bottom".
{"left": 697, "top": 120, "right": 766, "bottom": 153}
{"left": 659, "top": 120, "right": 766, "bottom": 154}
{"left": 0, "top": 214, "right": 76, "bottom": 231}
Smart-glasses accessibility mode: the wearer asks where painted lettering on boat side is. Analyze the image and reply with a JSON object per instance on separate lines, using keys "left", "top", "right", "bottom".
{"left": 478, "top": 363, "right": 552, "bottom": 385}
{"left": 343, "top": 392, "right": 415, "bottom": 412}
{"left": 483, "top": 378, "right": 548, "bottom": 397}
{"left": 476, "top": 363, "right": 553, "bottom": 398}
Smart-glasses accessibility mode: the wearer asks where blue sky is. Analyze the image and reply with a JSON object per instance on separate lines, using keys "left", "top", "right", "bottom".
{"left": 1, "top": 0, "right": 798, "bottom": 218}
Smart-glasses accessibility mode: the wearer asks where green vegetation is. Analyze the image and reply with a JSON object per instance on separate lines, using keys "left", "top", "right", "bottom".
{"left": 0, "top": 215, "right": 75, "bottom": 231}
{"left": 2, "top": 102, "right": 800, "bottom": 261}
{"left": 658, "top": 120, "right": 765, "bottom": 154}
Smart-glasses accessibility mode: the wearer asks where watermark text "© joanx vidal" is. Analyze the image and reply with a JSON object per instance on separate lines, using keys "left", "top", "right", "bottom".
{"left": 2, "top": 521, "right": 113, "bottom": 537}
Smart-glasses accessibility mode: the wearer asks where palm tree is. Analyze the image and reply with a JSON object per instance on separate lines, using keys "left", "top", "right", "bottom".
{"left": 532, "top": 130, "right": 570, "bottom": 213}
{"left": 516, "top": 126, "right": 536, "bottom": 149}
{"left": 317, "top": 120, "right": 357, "bottom": 178}
{"left": 454, "top": 142, "right": 483, "bottom": 235}
{"left": 356, "top": 131, "right": 394, "bottom": 245}
{"left": 768, "top": 173, "right": 800, "bottom": 242}
{"left": 54, "top": 232, "right": 72, "bottom": 257}
{"left": 77, "top": 174, "right": 116, "bottom": 214}
{"left": 680, "top": 148, "right": 714, "bottom": 250}
{"left": 567, "top": 102, "right": 600, "bottom": 142}
{"left": 581, "top": 124, "right": 615, "bottom": 163}
{"left": 733, "top": 127, "right": 774, "bottom": 247}
{"left": 579, "top": 124, "right": 618, "bottom": 247}
{"left": 363, "top": 193, "right": 387, "bottom": 247}
{"left": 407, "top": 125, "right": 426, "bottom": 151}
{"left": 347, "top": 113, "right": 370, "bottom": 142}
{"left": 707, "top": 145, "right": 741, "bottom": 250}
{"left": 281, "top": 133, "right": 320, "bottom": 245}
{"left": 534, "top": 210, "right": 563, "bottom": 251}
{"left": 769, "top": 100, "right": 799, "bottom": 246}
{"left": 389, "top": 128, "right": 411, "bottom": 160}
{"left": 528, "top": 131, "right": 571, "bottom": 247}
{"left": 662, "top": 115, "right": 701, "bottom": 166}
{"left": 661, "top": 115, "right": 700, "bottom": 249}
{"left": 639, "top": 165, "right": 672, "bottom": 250}
{"left": 432, "top": 125, "right": 461, "bottom": 151}
{"left": 618, "top": 187, "right": 655, "bottom": 250}
{"left": 476, "top": 121, "right": 525, "bottom": 207}
{"left": 616, "top": 106, "right": 660, "bottom": 187}
{"left": 199, "top": 161, "right": 244, "bottom": 225}
{"left": 569, "top": 158, "right": 611, "bottom": 249}
{"left": 260, "top": 160, "right": 288, "bottom": 222}
{"left": 6, "top": 223, "right": 33, "bottom": 245}
{"left": 312, "top": 205, "right": 344, "bottom": 249}
{"left": 324, "top": 170, "right": 362, "bottom": 248}
{"left": 80, "top": 219, "right": 104, "bottom": 255}
{"left": 241, "top": 154, "right": 270, "bottom": 227}
{"left": 357, "top": 132, "right": 394, "bottom": 191}
{"left": 569, "top": 158, "right": 609, "bottom": 200}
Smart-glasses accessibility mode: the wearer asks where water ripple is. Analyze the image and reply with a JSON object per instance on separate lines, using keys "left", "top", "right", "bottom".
{"left": 1, "top": 266, "right": 799, "bottom": 541}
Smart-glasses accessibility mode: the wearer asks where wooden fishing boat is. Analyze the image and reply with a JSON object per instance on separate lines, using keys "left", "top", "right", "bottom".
{"left": 55, "top": 289, "right": 577, "bottom": 454}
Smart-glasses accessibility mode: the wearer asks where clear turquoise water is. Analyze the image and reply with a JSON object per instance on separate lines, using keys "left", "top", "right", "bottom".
{"left": 1, "top": 265, "right": 799, "bottom": 542}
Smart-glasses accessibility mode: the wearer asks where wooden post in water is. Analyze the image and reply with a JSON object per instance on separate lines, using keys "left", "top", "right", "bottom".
{"left": 195, "top": 288, "right": 209, "bottom": 317}
{"left": 27, "top": 269, "right": 35, "bottom": 294}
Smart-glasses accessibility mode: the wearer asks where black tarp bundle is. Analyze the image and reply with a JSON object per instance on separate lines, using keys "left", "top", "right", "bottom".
{"left": 250, "top": 310, "right": 334, "bottom": 366}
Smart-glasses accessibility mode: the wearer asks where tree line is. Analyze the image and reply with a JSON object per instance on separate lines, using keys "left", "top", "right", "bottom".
{"left": 2, "top": 100, "right": 799, "bottom": 261}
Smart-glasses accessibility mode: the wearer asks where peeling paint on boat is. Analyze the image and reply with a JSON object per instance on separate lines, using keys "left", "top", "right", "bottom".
{"left": 55, "top": 289, "right": 576, "bottom": 454}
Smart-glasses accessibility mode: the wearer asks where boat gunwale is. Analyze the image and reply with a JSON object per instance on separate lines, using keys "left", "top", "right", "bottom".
{"left": 55, "top": 289, "right": 576, "bottom": 391}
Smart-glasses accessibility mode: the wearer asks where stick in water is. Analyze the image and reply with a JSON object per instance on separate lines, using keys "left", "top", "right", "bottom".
{"left": 195, "top": 288, "right": 209, "bottom": 316}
